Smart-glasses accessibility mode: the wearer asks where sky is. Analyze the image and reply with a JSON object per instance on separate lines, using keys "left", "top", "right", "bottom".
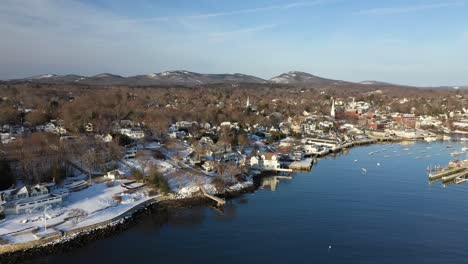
{"left": 1, "top": 0, "right": 467, "bottom": 86}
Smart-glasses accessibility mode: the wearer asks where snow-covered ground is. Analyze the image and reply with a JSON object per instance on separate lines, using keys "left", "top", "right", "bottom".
{"left": 122, "top": 150, "right": 254, "bottom": 199}
{"left": 0, "top": 181, "right": 152, "bottom": 244}
{"left": 121, "top": 155, "right": 176, "bottom": 176}
{"left": 0, "top": 161, "right": 255, "bottom": 246}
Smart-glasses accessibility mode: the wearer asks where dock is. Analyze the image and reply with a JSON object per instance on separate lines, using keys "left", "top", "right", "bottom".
{"left": 428, "top": 167, "right": 467, "bottom": 181}
{"left": 287, "top": 158, "right": 314, "bottom": 171}
{"left": 441, "top": 170, "right": 468, "bottom": 183}
{"left": 200, "top": 186, "right": 225, "bottom": 207}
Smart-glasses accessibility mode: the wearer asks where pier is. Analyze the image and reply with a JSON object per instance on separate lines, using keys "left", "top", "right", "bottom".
{"left": 287, "top": 158, "right": 314, "bottom": 171}
{"left": 428, "top": 167, "right": 467, "bottom": 181}
{"left": 441, "top": 170, "right": 468, "bottom": 183}
{"left": 200, "top": 186, "right": 226, "bottom": 207}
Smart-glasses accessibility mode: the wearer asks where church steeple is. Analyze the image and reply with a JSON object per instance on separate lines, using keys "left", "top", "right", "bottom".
{"left": 330, "top": 97, "right": 336, "bottom": 119}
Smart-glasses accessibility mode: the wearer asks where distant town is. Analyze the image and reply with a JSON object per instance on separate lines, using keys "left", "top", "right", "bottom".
{"left": 0, "top": 71, "right": 467, "bottom": 252}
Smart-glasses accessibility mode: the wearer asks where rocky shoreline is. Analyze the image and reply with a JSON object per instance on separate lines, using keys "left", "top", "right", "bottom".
{"left": 0, "top": 185, "right": 257, "bottom": 264}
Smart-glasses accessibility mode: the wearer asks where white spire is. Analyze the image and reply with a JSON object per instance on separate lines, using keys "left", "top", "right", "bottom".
{"left": 330, "top": 97, "right": 336, "bottom": 119}
{"left": 246, "top": 96, "right": 250, "bottom": 108}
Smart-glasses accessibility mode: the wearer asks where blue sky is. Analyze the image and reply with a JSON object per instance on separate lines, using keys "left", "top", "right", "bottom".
{"left": 1, "top": 0, "right": 467, "bottom": 86}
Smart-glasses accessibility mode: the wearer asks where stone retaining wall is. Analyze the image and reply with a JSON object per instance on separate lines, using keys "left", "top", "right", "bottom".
{"left": 0, "top": 198, "right": 157, "bottom": 254}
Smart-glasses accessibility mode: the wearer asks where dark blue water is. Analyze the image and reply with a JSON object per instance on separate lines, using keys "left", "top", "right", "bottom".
{"left": 32, "top": 142, "right": 468, "bottom": 264}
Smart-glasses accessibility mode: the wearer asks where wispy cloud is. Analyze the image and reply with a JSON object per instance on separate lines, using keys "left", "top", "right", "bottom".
{"left": 209, "top": 24, "right": 277, "bottom": 37}
{"left": 186, "top": 1, "right": 325, "bottom": 19}
{"left": 119, "top": 0, "right": 330, "bottom": 23}
{"left": 360, "top": 1, "right": 463, "bottom": 15}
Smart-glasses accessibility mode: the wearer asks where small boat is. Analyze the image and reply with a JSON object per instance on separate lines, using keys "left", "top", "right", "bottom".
{"left": 451, "top": 151, "right": 462, "bottom": 157}
{"left": 361, "top": 168, "right": 367, "bottom": 174}
{"left": 426, "top": 166, "right": 440, "bottom": 172}
{"left": 64, "top": 180, "right": 89, "bottom": 192}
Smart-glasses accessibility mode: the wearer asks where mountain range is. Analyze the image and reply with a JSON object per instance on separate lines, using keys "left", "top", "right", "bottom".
{"left": 3, "top": 71, "right": 467, "bottom": 89}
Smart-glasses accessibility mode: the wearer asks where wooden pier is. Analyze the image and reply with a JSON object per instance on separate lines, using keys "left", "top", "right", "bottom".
{"left": 287, "top": 158, "right": 314, "bottom": 171}
{"left": 429, "top": 167, "right": 467, "bottom": 181}
{"left": 200, "top": 186, "right": 226, "bottom": 207}
{"left": 442, "top": 170, "right": 468, "bottom": 183}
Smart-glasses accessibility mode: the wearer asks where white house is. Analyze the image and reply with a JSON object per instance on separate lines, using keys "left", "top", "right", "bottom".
{"left": 5, "top": 186, "right": 29, "bottom": 201}
{"left": 105, "top": 169, "right": 126, "bottom": 180}
{"left": 96, "top": 133, "right": 113, "bottom": 143}
{"left": 202, "top": 160, "right": 215, "bottom": 172}
{"left": 0, "top": 133, "right": 15, "bottom": 144}
{"left": 120, "top": 128, "right": 145, "bottom": 140}
{"left": 29, "top": 184, "right": 49, "bottom": 197}
{"left": 250, "top": 152, "right": 281, "bottom": 171}
{"left": 393, "top": 129, "right": 424, "bottom": 140}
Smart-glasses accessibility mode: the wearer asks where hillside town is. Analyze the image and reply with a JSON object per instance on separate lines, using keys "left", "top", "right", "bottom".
{"left": 0, "top": 80, "right": 467, "bottom": 249}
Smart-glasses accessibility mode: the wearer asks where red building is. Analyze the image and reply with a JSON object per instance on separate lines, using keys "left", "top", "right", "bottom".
{"left": 393, "top": 114, "right": 416, "bottom": 128}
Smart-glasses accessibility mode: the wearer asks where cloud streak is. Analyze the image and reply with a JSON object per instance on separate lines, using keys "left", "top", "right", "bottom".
{"left": 120, "top": 0, "right": 329, "bottom": 23}
{"left": 209, "top": 24, "right": 277, "bottom": 37}
{"left": 360, "top": 1, "right": 463, "bottom": 15}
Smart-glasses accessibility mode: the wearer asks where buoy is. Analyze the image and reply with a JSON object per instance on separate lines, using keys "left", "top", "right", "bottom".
{"left": 377, "top": 163, "right": 380, "bottom": 166}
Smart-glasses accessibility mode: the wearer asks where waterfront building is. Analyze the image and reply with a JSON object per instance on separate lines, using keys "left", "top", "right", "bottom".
{"left": 250, "top": 152, "right": 281, "bottom": 171}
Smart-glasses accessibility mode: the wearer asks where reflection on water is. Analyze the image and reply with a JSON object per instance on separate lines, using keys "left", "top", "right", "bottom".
{"left": 261, "top": 176, "right": 293, "bottom": 191}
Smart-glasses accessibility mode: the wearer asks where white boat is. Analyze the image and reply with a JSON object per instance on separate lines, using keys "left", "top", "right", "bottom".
{"left": 64, "top": 180, "right": 89, "bottom": 192}
{"left": 424, "top": 137, "right": 437, "bottom": 142}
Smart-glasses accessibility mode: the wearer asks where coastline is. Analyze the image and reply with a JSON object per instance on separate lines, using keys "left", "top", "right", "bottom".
{"left": 0, "top": 186, "right": 256, "bottom": 264}
{"left": 0, "top": 136, "right": 457, "bottom": 263}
